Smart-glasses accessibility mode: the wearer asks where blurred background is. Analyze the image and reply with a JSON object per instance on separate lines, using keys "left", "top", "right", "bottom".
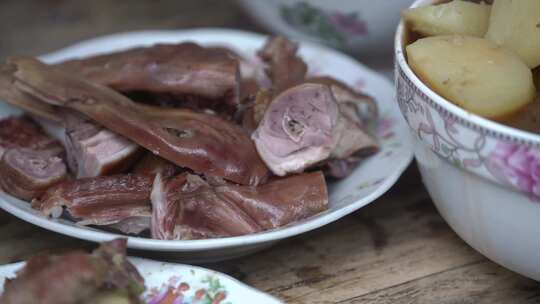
{"left": 0, "top": 0, "right": 412, "bottom": 79}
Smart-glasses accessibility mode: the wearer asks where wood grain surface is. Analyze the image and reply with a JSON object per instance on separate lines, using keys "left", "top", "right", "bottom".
{"left": 0, "top": 1, "right": 539, "bottom": 303}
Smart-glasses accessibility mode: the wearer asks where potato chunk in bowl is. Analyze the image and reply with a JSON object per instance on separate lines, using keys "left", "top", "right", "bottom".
{"left": 485, "top": 0, "right": 540, "bottom": 69}
{"left": 402, "top": 0, "right": 491, "bottom": 37}
{"left": 406, "top": 35, "right": 536, "bottom": 119}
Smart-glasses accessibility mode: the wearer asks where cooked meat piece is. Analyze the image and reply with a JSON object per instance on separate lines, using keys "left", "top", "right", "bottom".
{"left": 242, "top": 36, "right": 308, "bottom": 132}
{"left": 57, "top": 43, "right": 241, "bottom": 108}
{"left": 309, "top": 77, "right": 379, "bottom": 177}
{"left": 332, "top": 101, "right": 378, "bottom": 159}
{"left": 0, "top": 115, "right": 63, "bottom": 159}
{"left": 252, "top": 83, "right": 339, "bottom": 176}
{"left": 3, "top": 57, "right": 268, "bottom": 185}
{"left": 240, "top": 105, "right": 258, "bottom": 133}
{"left": 219, "top": 171, "right": 328, "bottom": 229}
{"left": 0, "top": 239, "right": 144, "bottom": 304}
{"left": 240, "top": 78, "right": 261, "bottom": 102}
{"left": 34, "top": 174, "right": 152, "bottom": 227}
{"left": 258, "top": 36, "right": 307, "bottom": 93}
{"left": 150, "top": 171, "right": 328, "bottom": 240}
{"left": 125, "top": 91, "right": 236, "bottom": 117}
{"left": 0, "top": 148, "right": 67, "bottom": 201}
{"left": 132, "top": 151, "right": 179, "bottom": 178}
{"left": 63, "top": 111, "right": 141, "bottom": 178}
{"left": 237, "top": 90, "right": 273, "bottom": 134}
{"left": 92, "top": 239, "right": 144, "bottom": 292}
{"left": 253, "top": 77, "right": 379, "bottom": 177}
{"left": 324, "top": 158, "right": 361, "bottom": 179}
{"left": 0, "top": 64, "right": 60, "bottom": 122}
{"left": 207, "top": 46, "right": 266, "bottom": 101}
{"left": 308, "top": 76, "right": 378, "bottom": 126}
{"left": 150, "top": 173, "right": 260, "bottom": 240}
{"left": 0, "top": 116, "right": 67, "bottom": 200}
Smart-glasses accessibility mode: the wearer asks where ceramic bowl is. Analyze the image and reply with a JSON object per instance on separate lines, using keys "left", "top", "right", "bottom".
{"left": 238, "top": 0, "right": 414, "bottom": 56}
{"left": 395, "top": 0, "right": 540, "bottom": 281}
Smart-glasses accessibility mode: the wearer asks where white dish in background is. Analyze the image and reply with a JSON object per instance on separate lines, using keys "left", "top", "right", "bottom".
{"left": 0, "top": 29, "right": 413, "bottom": 262}
{"left": 238, "top": 0, "right": 413, "bottom": 56}
{"left": 0, "top": 257, "right": 282, "bottom": 304}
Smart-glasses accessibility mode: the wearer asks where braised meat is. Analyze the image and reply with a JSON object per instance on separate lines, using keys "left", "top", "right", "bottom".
{"left": 0, "top": 148, "right": 67, "bottom": 201}
{"left": 34, "top": 174, "right": 152, "bottom": 227}
{"left": 57, "top": 43, "right": 241, "bottom": 108}
{"left": 0, "top": 64, "right": 60, "bottom": 122}
{"left": 252, "top": 83, "right": 339, "bottom": 176}
{"left": 252, "top": 77, "right": 379, "bottom": 177}
{"left": 63, "top": 111, "right": 141, "bottom": 178}
{"left": 132, "top": 151, "right": 179, "bottom": 178}
{"left": 0, "top": 115, "right": 62, "bottom": 159}
{"left": 0, "top": 239, "right": 144, "bottom": 304}
{"left": 0, "top": 116, "right": 67, "bottom": 200}
{"left": 257, "top": 36, "right": 308, "bottom": 93}
{"left": 150, "top": 171, "right": 328, "bottom": 240}
{"left": 0, "top": 35, "right": 380, "bottom": 240}
{"left": 2, "top": 56, "right": 269, "bottom": 185}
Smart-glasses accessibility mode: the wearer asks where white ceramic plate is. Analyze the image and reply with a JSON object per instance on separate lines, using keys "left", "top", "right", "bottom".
{"left": 0, "top": 29, "right": 413, "bottom": 262}
{"left": 0, "top": 257, "right": 282, "bottom": 303}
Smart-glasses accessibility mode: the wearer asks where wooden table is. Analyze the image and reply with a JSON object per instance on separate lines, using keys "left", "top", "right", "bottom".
{"left": 1, "top": 1, "right": 539, "bottom": 303}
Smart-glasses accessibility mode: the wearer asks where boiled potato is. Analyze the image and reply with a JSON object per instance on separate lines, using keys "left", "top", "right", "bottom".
{"left": 485, "top": 0, "right": 540, "bottom": 68}
{"left": 402, "top": 0, "right": 491, "bottom": 37}
{"left": 407, "top": 35, "right": 536, "bottom": 119}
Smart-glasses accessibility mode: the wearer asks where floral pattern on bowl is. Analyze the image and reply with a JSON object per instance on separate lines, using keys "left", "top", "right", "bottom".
{"left": 396, "top": 62, "right": 540, "bottom": 200}
{"left": 280, "top": 2, "right": 367, "bottom": 48}
{"left": 0, "top": 257, "right": 282, "bottom": 304}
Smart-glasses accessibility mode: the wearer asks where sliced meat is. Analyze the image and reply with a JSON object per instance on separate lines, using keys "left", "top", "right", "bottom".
{"left": 258, "top": 36, "right": 307, "bottom": 93}
{"left": 150, "top": 171, "right": 328, "bottom": 240}
{"left": 3, "top": 57, "right": 268, "bottom": 185}
{"left": 207, "top": 46, "right": 266, "bottom": 101}
{"left": 34, "top": 174, "right": 152, "bottom": 227}
{"left": 0, "top": 116, "right": 66, "bottom": 200}
{"left": 91, "top": 239, "right": 145, "bottom": 294}
{"left": 308, "top": 76, "right": 378, "bottom": 120}
{"left": 331, "top": 101, "right": 378, "bottom": 159}
{"left": 0, "top": 115, "right": 63, "bottom": 159}
{"left": 218, "top": 171, "right": 328, "bottom": 229}
{"left": 238, "top": 90, "right": 273, "bottom": 133}
{"left": 0, "top": 64, "right": 60, "bottom": 122}
{"left": 63, "top": 112, "right": 141, "bottom": 178}
{"left": 253, "top": 77, "right": 379, "bottom": 177}
{"left": 0, "top": 239, "right": 144, "bottom": 304}
{"left": 150, "top": 173, "right": 261, "bottom": 240}
{"left": 243, "top": 36, "right": 312, "bottom": 133}
{"left": 0, "top": 148, "right": 67, "bottom": 200}
{"left": 57, "top": 43, "right": 241, "bottom": 108}
{"left": 252, "top": 83, "right": 339, "bottom": 176}
{"left": 308, "top": 77, "right": 379, "bottom": 177}
{"left": 324, "top": 158, "right": 361, "bottom": 179}
{"left": 132, "top": 152, "right": 179, "bottom": 178}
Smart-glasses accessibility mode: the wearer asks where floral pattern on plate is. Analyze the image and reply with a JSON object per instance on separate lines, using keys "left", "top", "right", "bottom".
{"left": 280, "top": 2, "right": 367, "bottom": 48}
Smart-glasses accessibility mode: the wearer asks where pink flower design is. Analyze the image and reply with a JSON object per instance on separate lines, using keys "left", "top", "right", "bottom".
{"left": 488, "top": 142, "right": 540, "bottom": 197}
{"left": 327, "top": 12, "right": 367, "bottom": 35}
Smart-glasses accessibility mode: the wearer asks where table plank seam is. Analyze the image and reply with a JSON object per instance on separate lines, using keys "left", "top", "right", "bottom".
{"left": 333, "top": 259, "right": 487, "bottom": 303}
